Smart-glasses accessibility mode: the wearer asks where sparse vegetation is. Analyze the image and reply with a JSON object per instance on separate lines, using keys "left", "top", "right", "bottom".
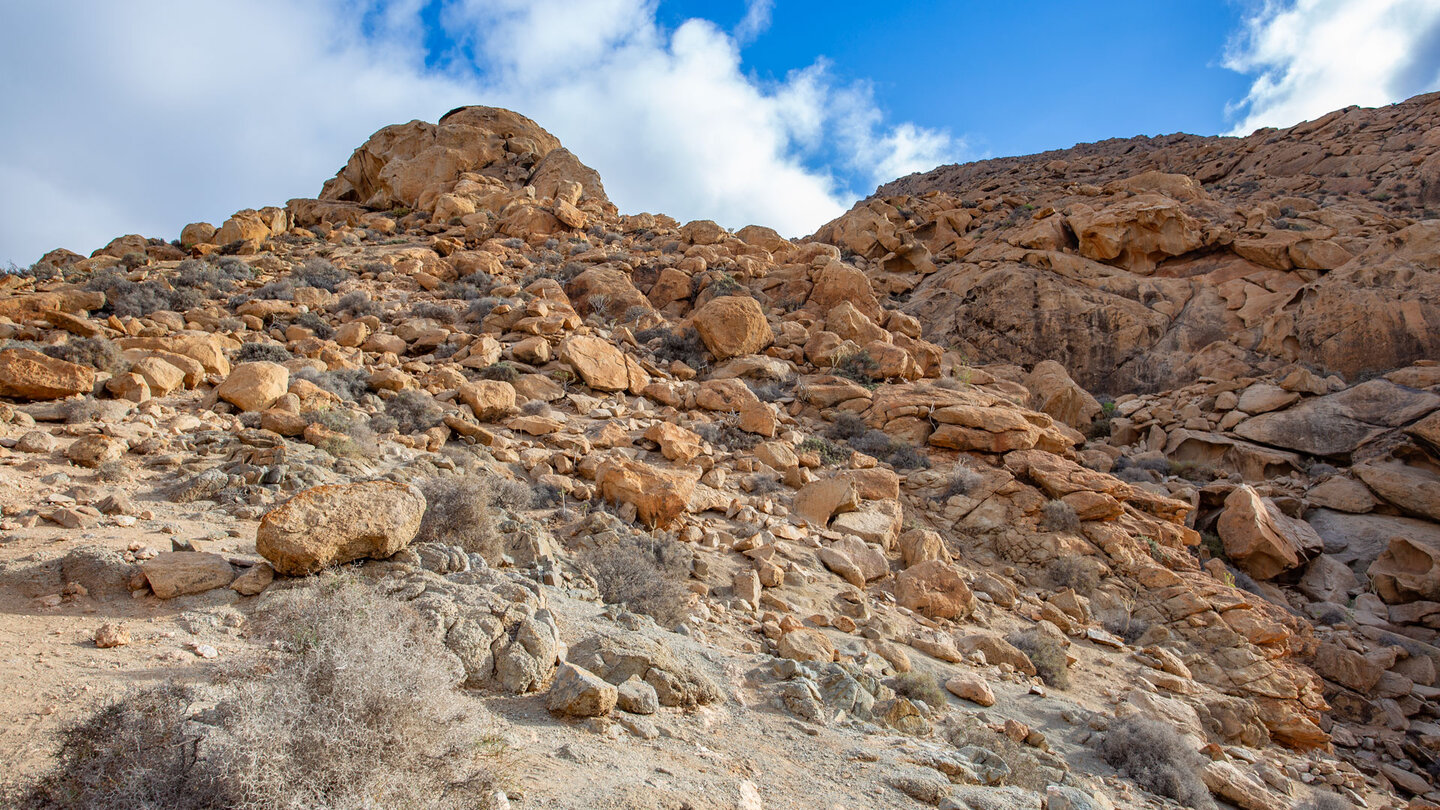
{"left": 692, "top": 418, "right": 760, "bottom": 451}
{"left": 1096, "top": 716, "right": 1216, "bottom": 809}
{"left": 892, "top": 672, "right": 947, "bottom": 708}
{"left": 410, "top": 301, "right": 458, "bottom": 323}
{"left": 1048, "top": 556, "right": 1099, "bottom": 596}
{"left": 378, "top": 390, "right": 445, "bottom": 435}
{"left": 645, "top": 326, "right": 710, "bottom": 369}
{"left": 1040, "top": 499, "right": 1080, "bottom": 532}
{"left": 41, "top": 337, "right": 124, "bottom": 373}
{"left": 85, "top": 271, "right": 202, "bottom": 318}
{"left": 16, "top": 579, "right": 496, "bottom": 810}
{"left": 799, "top": 435, "right": 850, "bottom": 466}
{"left": 293, "top": 257, "right": 348, "bottom": 291}
{"left": 236, "top": 342, "right": 292, "bottom": 364}
{"left": 832, "top": 350, "right": 878, "bottom": 383}
{"left": 1006, "top": 628, "right": 1069, "bottom": 688}
{"left": 477, "top": 362, "right": 521, "bottom": 383}
{"left": 416, "top": 472, "right": 530, "bottom": 563}
{"left": 936, "top": 467, "right": 983, "bottom": 501}
{"left": 579, "top": 534, "right": 693, "bottom": 628}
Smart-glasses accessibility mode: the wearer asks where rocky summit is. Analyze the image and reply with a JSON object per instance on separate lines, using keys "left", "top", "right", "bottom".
{"left": 0, "top": 96, "right": 1438, "bottom": 810}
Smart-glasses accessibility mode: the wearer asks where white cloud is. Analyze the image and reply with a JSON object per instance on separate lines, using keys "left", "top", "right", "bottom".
{"left": 735, "top": 0, "right": 774, "bottom": 44}
{"left": 1224, "top": 0, "right": 1440, "bottom": 135}
{"left": 0, "top": 1, "right": 959, "bottom": 265}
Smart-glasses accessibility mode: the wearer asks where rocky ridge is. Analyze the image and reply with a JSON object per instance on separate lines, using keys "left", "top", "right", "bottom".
{"left": 815, "top": 91, "right": 1440, "bottom": 393}
{"left": 0, "top": 98, "right": 1436, "bottom": 809}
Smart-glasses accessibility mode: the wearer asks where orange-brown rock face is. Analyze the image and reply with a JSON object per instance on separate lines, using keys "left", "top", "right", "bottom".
{"left": 318, "top": 105, "right": 612, "bottom": 218}
{"left": 815, "top": 91, "right": 1440, "bottom": 393}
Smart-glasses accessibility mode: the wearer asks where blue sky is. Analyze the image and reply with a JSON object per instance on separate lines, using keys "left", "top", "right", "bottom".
{"left": 661, "top": 1, "right": 1254, "bottom": 166}
{"left": 2, "top": 0, "right": 1438, "bottom": 265}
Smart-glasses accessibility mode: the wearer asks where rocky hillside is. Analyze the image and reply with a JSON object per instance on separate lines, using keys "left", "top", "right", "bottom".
{"left": 812, "top": 91, "right": 1440, "bottom": 393}
{"left": 0, "top": 100, "right": 1436, "bottom": 809}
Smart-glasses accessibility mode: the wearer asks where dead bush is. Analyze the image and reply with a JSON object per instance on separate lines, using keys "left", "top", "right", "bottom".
{"left": 1040, "top": 499, "right": 1080, "bottom": 532}
{"left": 942, "top": 715, "right": 1050, "bottom": 790}
{"left": 42, "top": 337, "right": 125, "bottom": 373}
{"left": 380, "top": 390, "right": 444, "bottom": 435}
{"left": 17, "top": 579, "right": 498, "bottom": 810}
{"left": 936, "top": 467, "right": 983, "bottom": 501}
{"left": 892, "top": 672, "right": 947, "bottom": 709}
{"left": 1047, "top": 556, "right": 1099, "bottom": 596}
{"left": 416, "top": 472, "right": 530, "bottom": 563}
{"left": 579, "top": 535, "right": 693, "bottom": 628}
{"left": 1096, "top": 716, "right": 1215, "bottom": 809}
{"left": 293, "top": 257, "right": 348, "bottom": 292}
{"left": 1294, "top": 793, "right": 1354, "bottom": 810}
{"left": 1006, "top": 629, "right": 1069, "bottom": 689}
{"left": 236, "top": 342, "right": 292, "bottom": 364}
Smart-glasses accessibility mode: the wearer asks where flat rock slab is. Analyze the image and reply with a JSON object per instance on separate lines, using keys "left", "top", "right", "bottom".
{"left": 142, "top": 552, "right": 235, "bottom": 598}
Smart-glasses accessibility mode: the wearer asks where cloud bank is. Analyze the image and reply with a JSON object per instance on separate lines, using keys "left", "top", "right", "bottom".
{"left": 0, "top": 0, "right": 958, "bottom": 265}
{"left": 1225, "top": 0, "right": 1440, "bottom": 135}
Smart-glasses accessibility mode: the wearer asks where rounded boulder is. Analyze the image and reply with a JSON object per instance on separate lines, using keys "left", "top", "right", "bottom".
{"left": 256, "top": 482, "right": 426, "bottom": 576}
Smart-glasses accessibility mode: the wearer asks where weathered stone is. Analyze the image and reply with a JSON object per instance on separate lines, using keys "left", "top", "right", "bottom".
{"left": 0, "top": 349, "right": 94, "bottom": 400}
{"left": 895, "top": 561, "right": 974, "bottom": 620}
{"left": 256, "top": 482, "right": 426, "bottom": 576}
{"left": 141, "top": 552, "right": 235, "bottom": 598}
{"left": 546, "top": 662, "right": 617, "bottom": 717}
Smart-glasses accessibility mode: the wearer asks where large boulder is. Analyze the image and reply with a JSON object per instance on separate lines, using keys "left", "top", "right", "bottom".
{"left": 1216, "top": 485, "right": 1322, "bottom": 580}
{"left": 1233, "top": 380, "right": 1440, "bottom": 457}
{"left": 595, "top": 457, "right": 699, "bottom": 528}
{"left": 256, "top": 482, "right": 426, "bottom": 576}
{"left": 217, "top": 362, "right": 289, "bottom": 412}
{"left": 895, "top": 561, "right": 974, "bottom": 620}
{"left": 458, "top": 380, "right": 517, "bottom": 421}
{"left": 791, "top": 477, "right": 859, "bottom": 527}
{"left": 0, "top": 349, "right": 95, "bottom": 400}
{"left": 559, "top": 334, "right": 629, "bottom": 392}
{"left": 1352, "top": 453, "right": 1440, "bottom": 523}
{"left": 319, "top": 106, "right": 610, "bottom": 215}
{"left": 1065, "top": 193, "right": 1206, "bottom": 274}
{"left": 546, "top": 662, "right": 617, "bottom": 717}
{"left": 691, "top": 296, "right": 773, "bottom": 360}
{"left": 1023, "top": 360, "right": 1102, "bottom": 430}
{"left": 1306, "top": 508, "right": 1440, "bottom": 572}
{"left": 1369, "top": 533, "right": 1440, "bottom": 604}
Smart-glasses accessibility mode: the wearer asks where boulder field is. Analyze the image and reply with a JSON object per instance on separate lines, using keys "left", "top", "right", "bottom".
{"left": 2, "top": 96, "right": 1439, "bottom": 808}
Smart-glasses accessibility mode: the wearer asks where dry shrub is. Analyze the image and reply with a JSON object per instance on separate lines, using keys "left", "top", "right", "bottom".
{"left": 1006, "top": 629, "right": 1069, "bottom": 689}
{"left": 937, "top": 467, "right": 983, "bottom": 500}
{"left": 1096, "top": 716, "right": 1215, "bottom": 809}
{"left": 1047, "top": 556, "right": 1099, "bottom": 596}
{"left": 417, "top": 472, "right": 530, "bottom": 563}
{"left": 42, "top": 337, "right": 124, "bottom": 373}
{"left": 1295, "top": 793, "right": 1354, "bottom": 810}
{"left": 892, "top": 672, "right": 947, "bottom": 709}
{"left": 18, "top": 580, "right": 498, "bottom": 810}
{"left": 235, "top": 342, "right": 292, "bottom": 364}
{"left": 579, "top": 535, "right": 692, "bottom": 628}
{"left": 381, "top": 390, "right": 444, "bottom": 434}
{"left": 942, "top": 715, "right": 1050, "bottom": 790}
{"left": 1040, "top": 499, "right": 1080, "bottom": 532}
